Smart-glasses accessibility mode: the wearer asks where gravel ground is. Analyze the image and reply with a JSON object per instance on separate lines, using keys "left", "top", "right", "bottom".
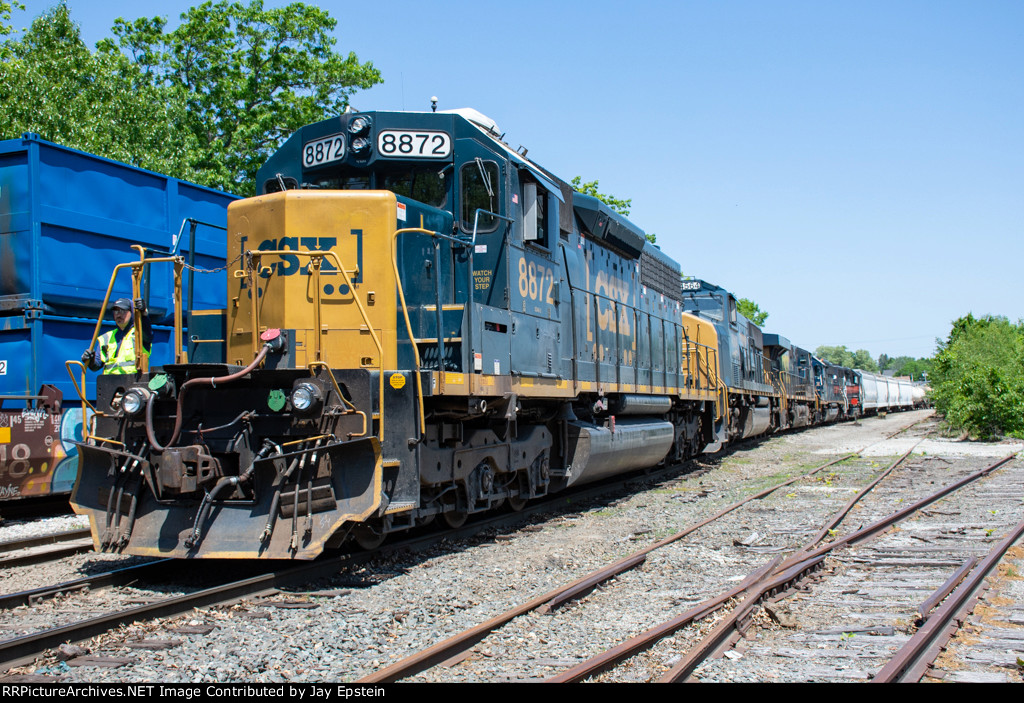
{"left": 4, "top": 409, "right": 1023, "bottom": 683}
{"left": 688, "top": 439, "right": 1024, "bottom": 683}
{"left": 0, "top": 513, "right": 89, "bottom": 543}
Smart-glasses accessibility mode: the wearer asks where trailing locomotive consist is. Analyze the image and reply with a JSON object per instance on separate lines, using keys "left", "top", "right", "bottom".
{"left": 69, "top": 108, "right": 921, "bottom": 559}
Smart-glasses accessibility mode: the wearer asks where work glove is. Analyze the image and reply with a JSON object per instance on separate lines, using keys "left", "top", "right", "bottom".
{"left": 81, "top": 349, "right": 95, "bottom": 365}
{"left": 134, "top": 298, "right": 146, "bottom": 314}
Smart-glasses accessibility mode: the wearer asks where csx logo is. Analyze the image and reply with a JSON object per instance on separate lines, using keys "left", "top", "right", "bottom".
{"left": 239, "top": 231, "right": 363, "bottom": 282}
{"left": 594, "top": 270, "right": 632, "bottom": 336}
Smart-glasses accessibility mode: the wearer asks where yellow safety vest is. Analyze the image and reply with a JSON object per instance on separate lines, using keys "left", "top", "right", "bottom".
{"left": 97, "top": 326, "right": 150, "bottom": 375}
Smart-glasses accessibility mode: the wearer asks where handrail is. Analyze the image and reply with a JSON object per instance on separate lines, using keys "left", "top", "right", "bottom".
{"left": 247, "top": 248, "right": 384, "bottom": 440}
{"left": 170, "top": 217, "right": 230, "bottom": 258}
{"left": 73, "top": 249, "right": 186, "bottom": 438}
{"left": 308, "top": 363, "right": 367, "bottom": 439}
{"left": 65, "top": 360, "right": 98, "bottom": 443}
{"left": 391, "top": 225, "right": 453, "bottom": 441}
{"left": 85, "top": 247, "right": 186, "bottom": 375}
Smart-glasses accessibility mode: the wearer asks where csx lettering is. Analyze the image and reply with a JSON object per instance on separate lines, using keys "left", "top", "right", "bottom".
{"left": 256, "top": 237, "right": 340, "bottom": 277}
{"left": 517, "top": 258, "right": 555, "bottom": 304}
{"left": 594, "top": 270, "right": 631, "bottom": 336}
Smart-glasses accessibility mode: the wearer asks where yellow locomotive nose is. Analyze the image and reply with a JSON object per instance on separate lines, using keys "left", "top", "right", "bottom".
{"left": 227, "top": 190, "right": 401, "bottom": 372}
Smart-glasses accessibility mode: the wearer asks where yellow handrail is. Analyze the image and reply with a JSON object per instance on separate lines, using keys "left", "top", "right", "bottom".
{"left": 391, "top": 225, "right": 450, "bottom": 441}
{"left": 85, "top": 247, "right": 185, "bottom": 375}
{"left": 307, "top": 361, "right": 368, "bottom": 439}
{"left": 72, "top": 248, "right": 186, "bottom": 443}
{"left": 65, "top": 360, "right": 99, "bottom": 443}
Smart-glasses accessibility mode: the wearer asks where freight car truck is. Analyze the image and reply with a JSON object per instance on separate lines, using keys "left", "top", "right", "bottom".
{"left": 0, "top": 134, "right": 237, "bottom": 505}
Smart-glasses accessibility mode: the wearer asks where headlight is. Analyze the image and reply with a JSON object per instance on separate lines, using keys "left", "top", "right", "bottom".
{"left": 348, "top": 116, "right": 371, "bottom": 135}
{"left": 291, "top": 382, "right": 322, "bottom": 414}
{"left": 351, "top": 137, "right": 371, "bottom": 156}
{"left": 122, "top": 388, "right": 151, "bottom": 416}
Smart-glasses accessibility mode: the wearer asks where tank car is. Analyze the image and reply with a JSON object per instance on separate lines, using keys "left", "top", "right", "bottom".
{"left": 858, "top": 370, "right": 915, "bottom": 414}
{"left": 70, "top": 108, "right": 723, "bottom": 559}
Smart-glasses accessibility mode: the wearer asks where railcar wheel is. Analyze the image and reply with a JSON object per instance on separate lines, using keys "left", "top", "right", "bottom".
{"left": 352, "top": 524, "right": 386, "bottom": 550}
{"left": 507, "top": 494, "right": 528, "bottom": 512}
{"left": 443, "top": 509, "right": 468, "bottom": 529}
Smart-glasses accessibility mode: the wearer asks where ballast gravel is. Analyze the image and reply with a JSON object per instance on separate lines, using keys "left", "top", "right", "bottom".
{"left": 3, "top": 409, "right": 1023, "bottom": 683}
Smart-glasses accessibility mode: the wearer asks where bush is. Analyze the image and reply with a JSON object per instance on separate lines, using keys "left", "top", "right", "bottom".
{"left": 930, "top": 315, "right": 1024, "bottom": 439}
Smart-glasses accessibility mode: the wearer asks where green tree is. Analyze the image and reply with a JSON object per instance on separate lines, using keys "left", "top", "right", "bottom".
{"left": 569, "top": 176, "right": 658, "bottom": 242}
{"left": 929, "top": 314, "right": 1024, "bottom": 439}
{"left": 851, "top": 349, "right": 879, "bottom": 372}
{"left": 1, "top": 1, "right": 23, "bottom": 38}
{"left": 815, "top": 345, "right": 853, "bottom": 368}
{"left": 109, "top": 0, "right": 382, "bottom": 193}
{"left": 893, "top": 357, "right": 932, "bottom": 381}
{"left": 736, "top": 297, "right": 768, "bottom": 326}
{"left": 0, "top": 3, "right": 201, "bottom": 178}
{"left": 815, "top": 345, "right": 880, "bottom": 372}
{"left": 570, "top": 176, "right": 632, "bottom": 215}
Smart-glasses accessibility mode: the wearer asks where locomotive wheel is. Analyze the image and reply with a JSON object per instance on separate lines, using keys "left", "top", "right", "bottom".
{"left": 443, "top": 509, "right": 468, "bottom": 529}
{"left": 352, "top": 524, "right": 386, "bottom": 550}
{"left": 507, "top": 494, "right": 528, "bottom": 512}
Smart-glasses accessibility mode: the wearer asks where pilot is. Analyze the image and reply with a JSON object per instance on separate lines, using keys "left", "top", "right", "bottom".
{"left": 81, "top": 298, "right": 153, "bottom": 374}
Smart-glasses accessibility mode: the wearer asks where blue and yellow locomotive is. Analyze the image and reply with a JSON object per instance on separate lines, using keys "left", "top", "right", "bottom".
{"left": 70, "top": 108, "right": 725, "bottom": 558}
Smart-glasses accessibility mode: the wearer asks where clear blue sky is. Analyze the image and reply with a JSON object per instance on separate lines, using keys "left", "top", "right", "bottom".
{"left": 16, "top": 0, "right": 1024, "bottom": 361}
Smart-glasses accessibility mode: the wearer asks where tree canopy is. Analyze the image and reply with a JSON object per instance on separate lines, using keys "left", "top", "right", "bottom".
{"left": 736, "top": 298, "right": 768, "bottom": 326}
{"left": 814, "top": 345, "right": 879, "bottom": 372}
{"left": 928, "top": 314, "right": 1024, "bottom": 439}
{"left": 0, "top": 1, "right": 381, "bottom": 194}
{"left": 0, "top": 3, "right": 201, "bottom": 178}
{"left": 569, "top": 176, "right": 658, "bottom": 243}
{"left": 107, "top": 0, "right": 381, "bottom": 193}
{"left": 570, "top": 176, "right": 631, "bottom": 215}
{"left": 1, "top": 1, "right": 22, "bottom": 37}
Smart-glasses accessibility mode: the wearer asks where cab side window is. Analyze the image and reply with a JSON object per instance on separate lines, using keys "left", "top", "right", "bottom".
{"left": 522, "top": 180, "right": 549, "bottom": 248}
{"left": 460, "top": 159, "right": 499, "bottom": 233}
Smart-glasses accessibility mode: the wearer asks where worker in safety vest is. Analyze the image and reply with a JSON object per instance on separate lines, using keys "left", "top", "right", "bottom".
{"left": 81, "top": 298, "right": 153, "bottom": 374}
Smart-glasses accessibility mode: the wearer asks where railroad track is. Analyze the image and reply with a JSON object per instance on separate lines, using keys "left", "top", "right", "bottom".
{"left": 353, "top": 416, "right": 948, "bottom": 682}
{"left": 348, "top": 412, "right": 1022, "bottom": 683}
{"left": 0, "top": 439, "right": 730, "bottom": 675}
{"left": 0, "top": 529, "right": 93, "bottom": 569}
{"left": 11, "top": 409, "right": 998, "bottom": 683}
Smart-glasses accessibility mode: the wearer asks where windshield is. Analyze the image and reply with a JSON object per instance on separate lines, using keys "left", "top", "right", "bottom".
{"left": 307, "top": 165, "right": 448, "bottom": 209}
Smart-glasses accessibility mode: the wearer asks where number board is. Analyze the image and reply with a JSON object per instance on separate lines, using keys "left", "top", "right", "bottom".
{"left": 303, "top": 134, "right": 346, "bottom": 168}
{"left": 377, "top": 130, "right": 452, "bottom": 159}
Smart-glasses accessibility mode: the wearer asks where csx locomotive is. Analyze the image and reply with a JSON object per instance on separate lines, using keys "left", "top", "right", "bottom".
{"left": 69, "top": 108, "right": 919, "bottom": 559}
